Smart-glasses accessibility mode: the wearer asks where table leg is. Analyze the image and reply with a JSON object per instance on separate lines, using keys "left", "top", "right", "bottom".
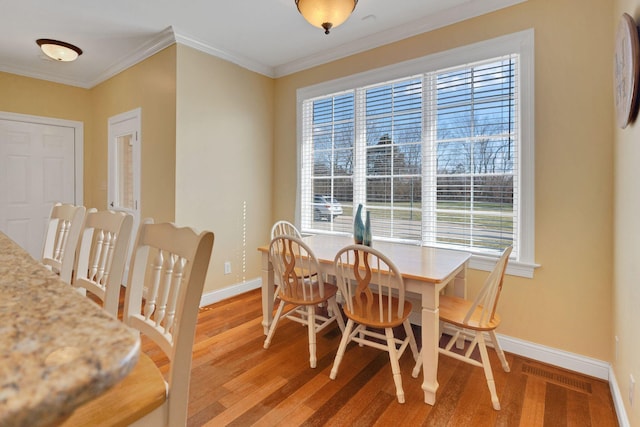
{"left": 421, "top": 286, "right": 439, "bottom": 405}
{"left": 453, "top": 265, "right": 467, "bottom": 350}
{"left": 452, "top": 263, "right": 467, "bottom": 299}
{"left": 261, "top": 251, "right": 274, "bottom": 335}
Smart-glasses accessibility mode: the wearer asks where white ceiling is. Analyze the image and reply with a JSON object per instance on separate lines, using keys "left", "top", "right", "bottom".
{"left": 1, "top": 0, "right": 524, "bottom": 88}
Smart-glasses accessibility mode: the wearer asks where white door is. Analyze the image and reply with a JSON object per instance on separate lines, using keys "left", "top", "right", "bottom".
{"left": 0, "top": 113, "right": 82, "bottom": 259}
{"left": 108, "top": 108, "right": 141, "bottom": 273}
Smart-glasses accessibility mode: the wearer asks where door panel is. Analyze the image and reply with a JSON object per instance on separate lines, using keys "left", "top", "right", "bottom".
{"left": 0, "top": 118, "right": 77, "bottom": 258}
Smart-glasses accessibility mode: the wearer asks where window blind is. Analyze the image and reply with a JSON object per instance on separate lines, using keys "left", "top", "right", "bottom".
{"left": 426, "top": 55, "right": 518, "bottom": 256}
{"left": 300, "top": 54, "right": 520, "bottom": 258}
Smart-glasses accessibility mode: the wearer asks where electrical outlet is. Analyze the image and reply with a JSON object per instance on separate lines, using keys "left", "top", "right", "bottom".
{"left": 630, "top": 374, "right": 635, "bottom": 406}
{"left": 224, "top": 261, "right": 231, "bottom": 275}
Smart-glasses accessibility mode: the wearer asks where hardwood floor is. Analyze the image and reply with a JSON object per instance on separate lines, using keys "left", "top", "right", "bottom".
{"left": 135, "top": 289, "right": 618, "bottom": 426}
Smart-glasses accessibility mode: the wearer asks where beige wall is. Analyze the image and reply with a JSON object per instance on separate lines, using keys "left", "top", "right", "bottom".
{"left": 0, "top": 72, "right": 90, "bottom": 120}
{"left": 274, "top": 0, "right": 614, "bottom": 361}
{"left": 614, "top": 1, "right": 640, "bottom": 424}
{"left": 88, "top": 45, "right": 177, "bottom": 218}
{"left": 175, "top": 45, "right": 274, "bottom": 294}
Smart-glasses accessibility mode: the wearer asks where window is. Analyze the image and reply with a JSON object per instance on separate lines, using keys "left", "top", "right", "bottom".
{"left": 297, "top": 30, "right": 535, "bottom": 277}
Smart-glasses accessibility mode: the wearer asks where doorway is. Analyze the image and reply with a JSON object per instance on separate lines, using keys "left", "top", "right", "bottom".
{"left": 0, "top": 112, "right": 83, "bottom": 258}
{"left": 108, "top": 108, "right": 141, "bottom": 275}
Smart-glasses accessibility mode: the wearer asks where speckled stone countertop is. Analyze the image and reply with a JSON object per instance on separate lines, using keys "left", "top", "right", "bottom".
{"left": 0, "top": 232, "right": 140, "bottom": 427}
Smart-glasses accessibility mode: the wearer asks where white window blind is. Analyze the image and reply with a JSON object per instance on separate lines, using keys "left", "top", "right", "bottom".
{"left": 298, "top": 30, "right": 535, "bottom": 273}
{"left": 426, "top": 56, "right": 518, "bottom": 255}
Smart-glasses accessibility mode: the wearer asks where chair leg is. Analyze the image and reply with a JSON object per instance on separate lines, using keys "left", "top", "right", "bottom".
{"left": 307, "top": 305, "right": 317, "bottom": 368}
{"left": 402, "top": 320, "right": 419, "bottom": 361}
{"left": 358, "top": 328, "right": 365, "bottom": 347}
{"left": 385, "top": 327, "right": 405, "bottom": 404}
{"left": 264, "top": 300, "right": 286, "bottom": 349}
{"left": 329, "top": 298, "right": 345, "bottom": 332}
{"left": 330, "top": 319, "right": 354, "bottom": 380}
{"left": 489, "top": 330, "right": 510, "bottom": 372}
{"left": 412, "top": 349, "right": 422, "bottom": 378}
{"left": 476, "top": 332, "right": 501, "bottom": 410}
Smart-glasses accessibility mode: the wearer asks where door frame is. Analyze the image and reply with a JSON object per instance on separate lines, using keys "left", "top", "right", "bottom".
{"left": 107, "top": 108, "right": 141, "bottom": 285}
{"left": 0, "top": 110, "right": 84, "bottom": 205}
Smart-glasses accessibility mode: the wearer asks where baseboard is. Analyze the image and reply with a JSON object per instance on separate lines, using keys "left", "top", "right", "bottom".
{"left": 608, "top": 366, "right": 631, "bottom": 427}
{"left": 496, "top": 334, "right": 610, "bottom": 381}
{"left": 199, "top": 277, "right": 261, "bottom": 307}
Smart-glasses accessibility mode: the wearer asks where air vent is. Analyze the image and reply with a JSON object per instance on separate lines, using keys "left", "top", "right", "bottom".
{"left": 522, "top": 364, "right": 592, "bottom": 394}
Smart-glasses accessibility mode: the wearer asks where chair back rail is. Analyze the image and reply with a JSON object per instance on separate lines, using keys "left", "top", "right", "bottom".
{"left": 41, "top": 202, "right": 86, "bottom": 284}
{"left": 73, "top": 209, "right": 133, "bottom": 316}
{"left": 270, "top": 220, "right": 302, "bottom": 239}
{"left": 463, "top": 246, "right": 513, "bottom": 327}
{"left": 335, "top": 244, "right": 406, "bottom": 325}
{"left": 269, "top": 236, "right": 325, "bottom": 303}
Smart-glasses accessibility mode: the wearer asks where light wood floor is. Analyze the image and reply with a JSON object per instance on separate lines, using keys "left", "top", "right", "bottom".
{"left": 134, "top": 289, "right": 618, "bottom": 426}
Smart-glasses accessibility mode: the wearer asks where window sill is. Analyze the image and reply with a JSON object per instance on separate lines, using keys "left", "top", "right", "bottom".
{"left": 469, "top": 255, "right": 539, "bottom": 279}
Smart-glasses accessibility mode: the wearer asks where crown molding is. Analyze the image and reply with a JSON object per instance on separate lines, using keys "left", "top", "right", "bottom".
{"left": 86, "top": 26, "right": 177, "bottom": 88}
{"left": 0, "top": 63, "right": 93, "bottom": 88}
{"left": 92, "top": 0, "right": 526, "bottom": 82}
{"left": 173, "top": 29, "right": 275, "bottom": 78}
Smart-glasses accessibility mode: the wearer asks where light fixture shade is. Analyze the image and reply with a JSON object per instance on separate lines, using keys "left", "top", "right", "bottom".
{"left": 36, "top": 39, "right": 83, "bottom": 62}
{"left": 296, "top": 0, "right": 358, "bottom": 34}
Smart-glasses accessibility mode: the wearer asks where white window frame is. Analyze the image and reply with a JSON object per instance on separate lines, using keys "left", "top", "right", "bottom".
{"left": 296, "top": 29, "right": 537, "bottom": 278}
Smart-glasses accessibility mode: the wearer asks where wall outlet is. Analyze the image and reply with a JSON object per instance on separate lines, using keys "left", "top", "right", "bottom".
{"left": 224, "top": 261, "right": 231, "bottom": 275}
{"left": 630, "top": 374, "right": 635, "bottom": 406}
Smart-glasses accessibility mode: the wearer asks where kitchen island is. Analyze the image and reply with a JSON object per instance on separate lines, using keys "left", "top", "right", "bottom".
{"left": 0, "top": 231, "right": 140, "bottom": 427}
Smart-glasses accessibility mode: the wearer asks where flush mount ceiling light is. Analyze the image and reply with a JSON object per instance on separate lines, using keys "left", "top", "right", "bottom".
{"left": 295, "top": 0, "right": 358, "bottom": 35}
{"left": 36, "top": 39, "right": 83, "bottom": 62}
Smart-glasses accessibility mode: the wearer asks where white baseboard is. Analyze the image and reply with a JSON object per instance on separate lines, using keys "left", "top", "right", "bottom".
{"left": 608, "top": 365, "right": 631, "bottom": 427}
{"left": 496, "top": 334, "right": 610, "bottom": 380}
{"left": 203, "top": 278, "right": 629, "bottom": 426}
{"left": 199, "top": 277, "right": 261, "bottom": 307}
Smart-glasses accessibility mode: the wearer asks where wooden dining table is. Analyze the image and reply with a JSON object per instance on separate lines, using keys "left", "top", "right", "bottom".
{"left": 258, "top": 233, "right": 471, "bottom": 405}
{"left": 0, "top": 231, "right": 140, "bottom": 427}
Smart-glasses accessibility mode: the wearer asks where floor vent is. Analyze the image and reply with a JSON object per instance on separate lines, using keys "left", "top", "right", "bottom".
{"left": 522, "top": 363, "right": 592, "bottom": 394}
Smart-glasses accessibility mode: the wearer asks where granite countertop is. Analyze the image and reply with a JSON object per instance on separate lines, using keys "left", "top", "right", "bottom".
{"left": 0, "top": 232, "right": 140, "bottom": 427}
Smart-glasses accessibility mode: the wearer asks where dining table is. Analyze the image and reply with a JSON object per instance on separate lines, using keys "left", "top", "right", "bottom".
{"left": 0, "top": 231, "right": 140, "bottom": 427}
{"left": 258, "top": 233, "right": 471, "bottom": 406}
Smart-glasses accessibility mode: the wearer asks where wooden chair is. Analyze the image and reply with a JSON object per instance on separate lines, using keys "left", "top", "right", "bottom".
{"left": 264, "top": 235, "right": 345, "bottom": 368}
{"left": 72, "top": 209, "right": 133, "bottom": 317}
{"left": 330, "top": 244, "right": 418, "bottom": 404}
{"left": 62, "top": 219, "right": 214, "bottom": 427}
{"left": 412, "top": 246, "right": 513, "bottom": 410}
{"left": 41, "top": 202, "right": 86, "bottom": 284}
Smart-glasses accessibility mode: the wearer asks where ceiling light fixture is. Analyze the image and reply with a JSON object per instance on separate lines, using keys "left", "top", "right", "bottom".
{"left": 36, "top": 39, "right": 83, "bottom": 62}
{"left": 295, "top": 0, "right": 358, "bottom": 35}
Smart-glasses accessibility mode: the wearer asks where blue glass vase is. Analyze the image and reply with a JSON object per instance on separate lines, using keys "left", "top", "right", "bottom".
{"left": 363, "top": 211, "right": 372, "bottom": 247}
{"left": 353, "top": 204, "right": 364, "bottom": 244}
